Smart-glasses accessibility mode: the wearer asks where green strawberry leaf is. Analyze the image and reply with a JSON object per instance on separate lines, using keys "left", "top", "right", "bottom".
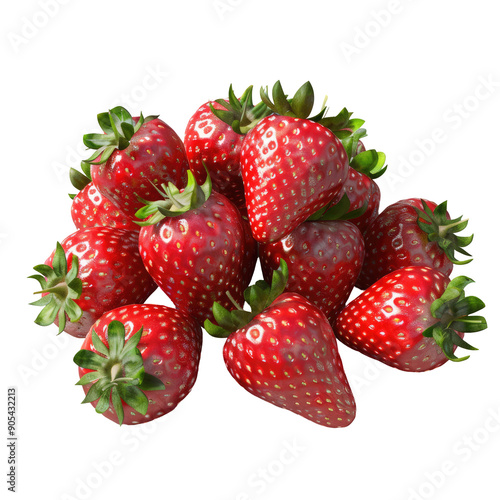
{"left": 415, "top": 201, "right": 474, "bottom": 266}
{"left": 29, "top": 243, "right": 84, "bottom": 333}
{"left": 135, "top": 169, "right": 212, "bottom": 225}
{"left": 139, "top": 373, "right": 166, "bottom": 392}
{"left": 205, "top": 259, "right": 289, "bottom": 338}
{"left": 424, "top": 276, "right": 487, "bottom": 361}
{"left": 73, "top": 320, "right": 165, "bottom": 425}
{"left": 83, "top": 106, "right": 152, "bottom": 165}
{"left": 118, "top": 384, "right": 149, "bottom": 415}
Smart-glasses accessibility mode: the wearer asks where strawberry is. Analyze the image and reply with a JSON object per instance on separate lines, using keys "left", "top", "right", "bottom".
{"left": 335, "top": 266, "right": 487, "bottom": 371}
{"left": 74, "top": 304, "right": 202, "bottom": 425}
{"left": 136, "top": 171, "right": 256, "bottom": 327}
{"left": 205, "top": 261, "right": 356, "bottom": 428}
{"left": 83, "top": 106, "right": 189, "bottom": 218}
{"left": 184, "top": 85, "right": 270, "bottom": 216}
{"left": 328, "top": 123, "right": 387, "bottom": 234}
{"left": 259, "top": 218, "right": 364, "bottom": 325}
{"left": 357, "top": 199, "right": 473, "bottom": 289}
{"left": 239, "top": 82, "right": 351, "bottom": 244}
{"left": 328, "top": 167, "right": 381, "bottom": 234}
{"left": 29, "top": 227, "right": 156, "bottom": 338}
{"left": 69, "top": 164, "right": 138, "bottom": 232}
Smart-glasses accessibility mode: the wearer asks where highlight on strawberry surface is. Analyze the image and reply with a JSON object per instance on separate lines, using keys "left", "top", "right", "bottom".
{"left": 28, "top": 81, "right": 488, "bottom": 427}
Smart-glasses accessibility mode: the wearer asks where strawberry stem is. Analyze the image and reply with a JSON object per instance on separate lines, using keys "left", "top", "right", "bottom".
{"left": 226, "top": 291, "right": 244, "bottom": 310}
{"left": 110, "top": 363, "right": 122, "bottom": 382}
{"left": 438, "top": 218, "right": 469, "bottom": 238}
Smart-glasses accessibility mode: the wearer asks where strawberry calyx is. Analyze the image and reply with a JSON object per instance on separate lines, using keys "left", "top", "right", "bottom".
{"left": 414, "top": 200, "right": 474, "bottom": 265}
{"left": 210, "top": 84, "right": 272, "bottom": 135}
{"left": 260, "top": 81, "right": 318, "bottom": 120}
{"left": 73, "top": 321, "right": 165, "bottom": 425}
{"left": 29, "top": 243, "right": 83, "bottom": 334}
{"left": 134, "top": 169, "right": 212, "bottom": 226}
{"left": 260, "top": 81, "right": 354, "bottom": 127}
{"left": 82, "top": 106, "right": 158, "bottom": 165}
{"left": 307, "top": 193, "right": 368, "bottom": 222}
{"left": 260, "top": 81, "right": 388, "bottom": 178}
{"left": 335, "top": 127, "right": 387, "bottom": 179}
{"left": 204, "top": 259, "right": 289, "bottom": 338}
{"left": 349, "top": 146, "right": 387, "bottom": 179}
{"left": 423, "top": 276, "right": 487, "bottom": 362}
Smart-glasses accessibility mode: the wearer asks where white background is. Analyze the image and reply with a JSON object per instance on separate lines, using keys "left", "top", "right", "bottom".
{"left": 2, "top": 1, "right": 499, "bottom": 499}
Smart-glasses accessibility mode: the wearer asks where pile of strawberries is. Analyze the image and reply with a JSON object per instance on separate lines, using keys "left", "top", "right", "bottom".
{"left": 30, "top": 82, "right": 487, "bottom": 428}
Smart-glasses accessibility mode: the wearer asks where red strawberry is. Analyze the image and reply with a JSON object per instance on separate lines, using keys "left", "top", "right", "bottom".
{"left": 357, "top": 198, "right": 473, "bottom": 289}
{"left": 335, "top": 266, "right": 487, "bottom": 371}
{"left": 136, "top": 171, "right": 256, "bottom": 326}
{"left": 326, "top": 125, "right": 387, "bottom": 234}
{"left": 259, "top": 219, "right": 364, "bottom": 324}
{"left": 329, "top": 167, "right": 381, "bottom": 234}
{"left": 71, "top": 181, "right": 138, "bottom": 232}
{"left": 184, "top": 86, "right": 270, "bottom": 216}
{"left": 185, "top": 99, "right": 246, "bottom": 213}
{"left": 83, "top": 106, "right": 189, "bottom": 217}
{"left": 69, "top": 163, "right": 138, "bottom": 231}
{"left": 30, "top": 227, "right": 157, "bottom": 338}
{"left": 74, "top": 304, "right": 202, "bottom": 425}
{"left": 240, "top": 82, "right": 350, "bottom": 244}
{"left": 205, "top": 261, "right": 356, "bottom": 428}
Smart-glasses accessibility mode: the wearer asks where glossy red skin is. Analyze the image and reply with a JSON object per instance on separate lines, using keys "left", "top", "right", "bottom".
{"left": 184, "top": 101, "right": 247, "bottom": 215}
{"left": 71, "top": 182, "right": 138, "bottom": 232}
{"left": 356, "top": 198, "right": 452, "bottom": 289}
{"left": 79, "top": 304, "right": 202, "bottom": 425}
{"left": 223, "top": 292, "right": 356, "bottom": 428}
{"left": 45, "top": 228, "right": 157, "bottom": 338}
{"left": 330, "top": 167, "right": 381, "bottom": 234}
{"left": 138, "top": 192, "right": 253, "bottom": 326}
{"left": 240, "top": 115, "right": 349, "bottom": 244}
{"left": 91, "top": 118, "right": 189, "bottom": 217}
{"left": 259, "top": 220, "right": 364, "bottom": 325}
{"left": 335, "top": 266, "right": 463, "bottom": 372}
